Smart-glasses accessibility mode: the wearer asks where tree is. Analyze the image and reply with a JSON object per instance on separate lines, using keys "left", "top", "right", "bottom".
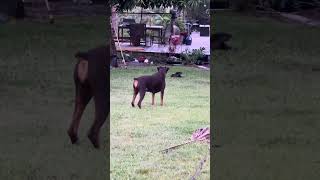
{"left": 111, "top": 0, "right": 186, "bottom": 12}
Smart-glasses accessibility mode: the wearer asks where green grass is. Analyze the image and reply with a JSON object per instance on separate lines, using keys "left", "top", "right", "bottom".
{"left": 0, "top": 17, "right": 108, "bottom": 179}
{"left": 110, "top": 66, "right": 210, "bottom": 179}
{"left": 212, "top": 12, "right": 320, "bottom": 180}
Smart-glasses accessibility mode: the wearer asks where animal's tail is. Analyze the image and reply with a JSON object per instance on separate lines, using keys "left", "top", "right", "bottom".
{"left": 75, "top": 51, "right": 89, "bottom": 60}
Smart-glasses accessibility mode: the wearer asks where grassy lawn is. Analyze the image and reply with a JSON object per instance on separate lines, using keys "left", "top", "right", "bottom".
{"left": 110, "top": 66, "right": 210, "bottom": 179}
{"left": 0, "top": 17, "right": 108, "bottom": 179}
{"left": 212, "top": 12, "right": 320, "bottom": 180}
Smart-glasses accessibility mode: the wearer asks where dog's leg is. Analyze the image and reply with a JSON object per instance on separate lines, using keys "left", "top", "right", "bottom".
{"left": 152, "top": 93, "right": 155, "bottom": 105}
{"left": 68, "top": 83, "right": 92, "bottom": 144}
{"left": 160, "top": 90, "right": 164, "bottom": 106}
{"left": 88, "top": 91, "right": 108, "bottom": 149}
{"left": 131, "top": 85, "right": 139, "bottom": 107}
{"left": 137, "top": 90, "right": 146, "bottom": 109}
{"left": 131, "top": 90, "right": 138, "bottom": 107}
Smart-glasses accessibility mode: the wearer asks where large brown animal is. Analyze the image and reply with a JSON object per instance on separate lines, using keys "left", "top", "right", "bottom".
{"left": 67, "top": 45, "right": 110, "bottom": 149}
{"left": 131, "top": 66, "right": 169, "bottom": 109}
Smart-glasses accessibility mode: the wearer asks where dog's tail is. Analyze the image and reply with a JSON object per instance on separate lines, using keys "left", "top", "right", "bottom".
{"left": 75, "top": 51, "right": 89, "bottom": 60}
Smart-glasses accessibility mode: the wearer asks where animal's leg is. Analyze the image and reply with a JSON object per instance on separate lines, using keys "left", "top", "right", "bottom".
{"left": 152, "top": 93, "right": 155, "bottom": 105}
{"left": 88, "top": 91, "right": 109, "bottom": 149}
{"left": 131, "top": 81, "right": 139, "bottom": 107}
{"left": 68, "top": 83, "right": 92, "bottom": 144}
{"left": 131, "top": 90, "right": 138, "bottom": 107}
{"left": 160, "top": 90, "right": 164, "bottom": 106}
{"left": 137, "top": 90, "right": 146, "bottom": 109}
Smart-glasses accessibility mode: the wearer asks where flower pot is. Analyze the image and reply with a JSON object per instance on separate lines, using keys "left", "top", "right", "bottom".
{"left": 180, "top": 32, "right": 188, "bottom": 44}
{"left": 185, "top": 35, "right": 192, "bottom": 45}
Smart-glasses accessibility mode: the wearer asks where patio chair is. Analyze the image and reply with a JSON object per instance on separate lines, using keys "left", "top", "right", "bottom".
{"left": 117, "top": 18, "right": 136, "bottom": 42}
{"left": 128, "top": 23, "right": 147, "bottom": 46}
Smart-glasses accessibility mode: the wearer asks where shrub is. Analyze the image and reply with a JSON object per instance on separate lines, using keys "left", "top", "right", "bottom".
{"left": 180, "top": 47, "right": 206, "bottom": 65}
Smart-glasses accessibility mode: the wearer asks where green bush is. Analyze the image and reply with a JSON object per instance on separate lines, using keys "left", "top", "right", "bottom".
{"left": 180, "top": 47, "right": 206, "bottom": 65}
{"left": 185, "top": 0, "right": 210, "bottom": 22}
{"left": 176, "top": 17, "right": 186, "bottom": 32}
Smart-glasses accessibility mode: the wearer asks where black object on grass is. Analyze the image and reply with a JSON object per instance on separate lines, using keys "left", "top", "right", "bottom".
{"left": 171, "top": 72, "right": 183, "bottom": 77}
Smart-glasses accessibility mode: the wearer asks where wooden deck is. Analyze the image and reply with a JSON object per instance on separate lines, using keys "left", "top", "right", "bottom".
{"left": 116, "top": 32, "right": 210, "bottom": 56}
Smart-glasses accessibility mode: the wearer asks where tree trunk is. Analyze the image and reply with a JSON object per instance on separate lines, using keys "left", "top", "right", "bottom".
{"left": 109, "top": 4, "right": 119, "bottom": 67}
{"left": 108, "top": 4, "right": 116, "bottom": 57}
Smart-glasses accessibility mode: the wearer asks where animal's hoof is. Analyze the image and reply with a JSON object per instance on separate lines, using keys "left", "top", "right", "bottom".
{"left": 131, "top": 102, "right": 135, "bottom": 107}
{"left": 138, "top": 104, "right": 141, "bottom": 109}
{"left": 67, "top": 131, "right": 79, "bottom": 144}
{"left": 88, "top": 133, "right": 100, "bottom": 149}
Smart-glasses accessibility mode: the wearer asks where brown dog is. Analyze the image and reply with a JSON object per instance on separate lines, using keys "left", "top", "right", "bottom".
{"left": 67, "top": 45, "right": 109, "bottom": 149}
{"left": 131, "top": 66, "right": 169, "bottom": 108}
